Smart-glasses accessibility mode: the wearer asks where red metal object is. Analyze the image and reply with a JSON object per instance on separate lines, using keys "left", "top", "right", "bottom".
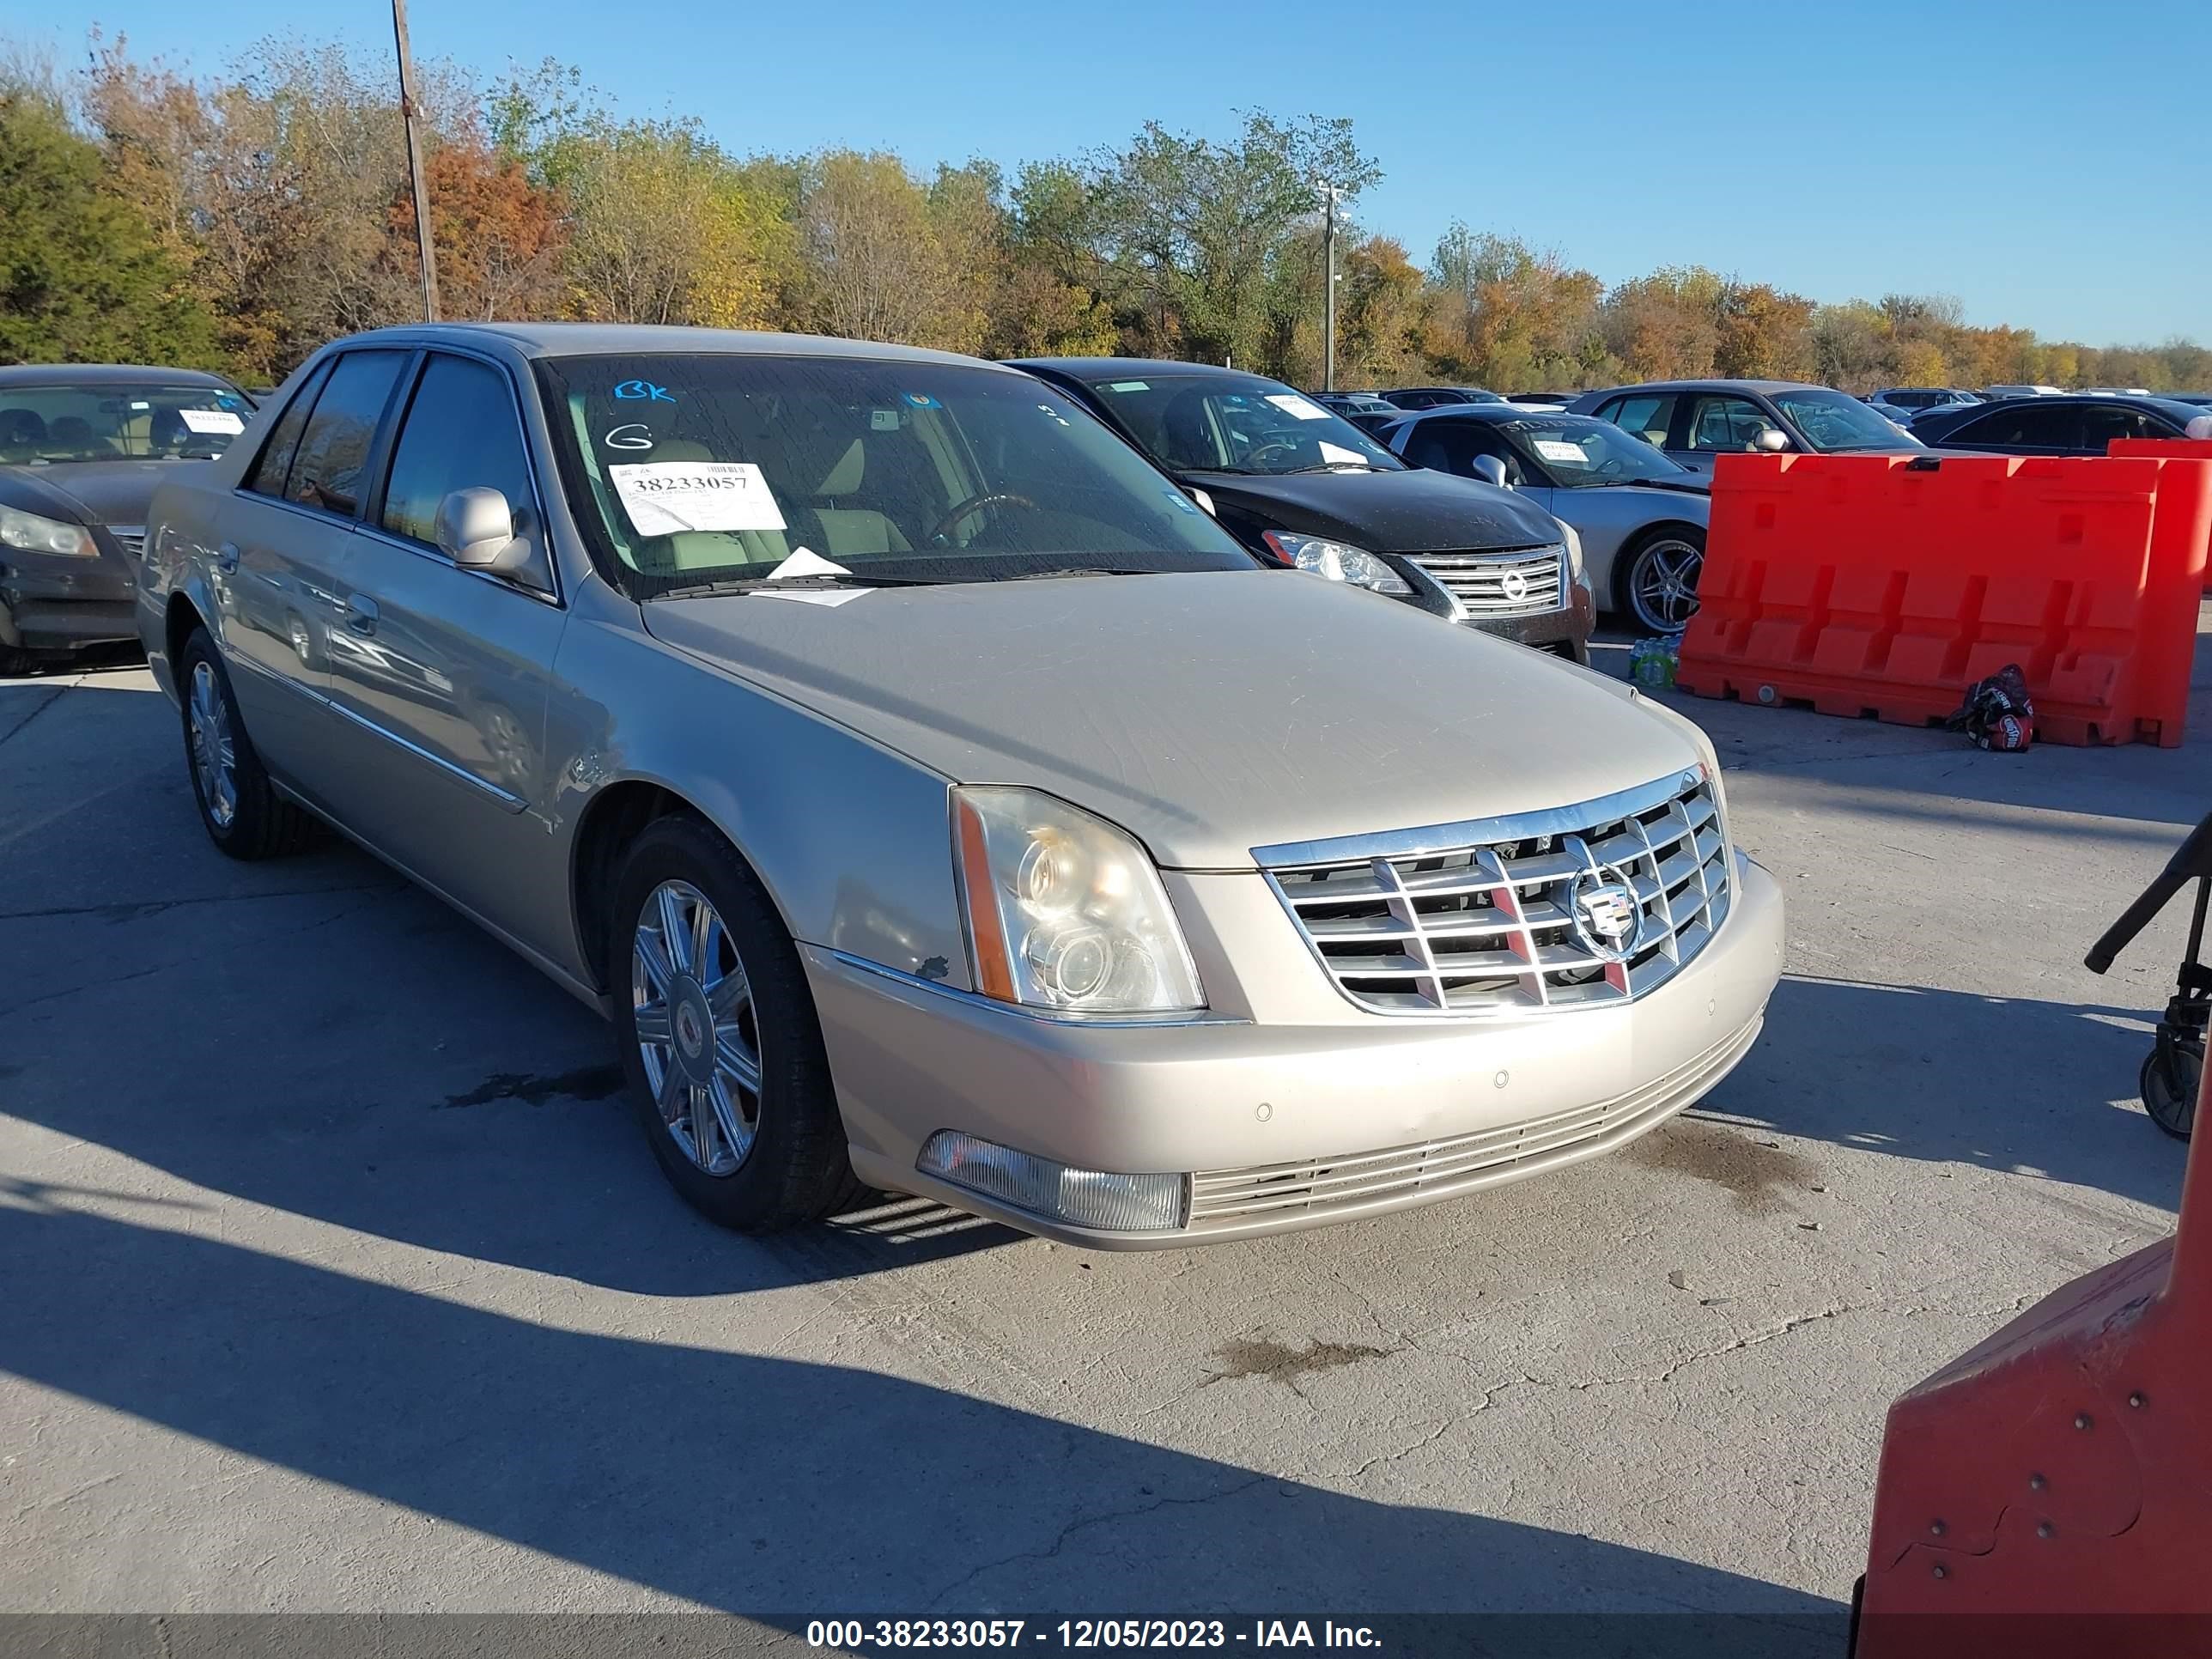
{"left": 1852, "top": 1063, "right": 2212, "bottom": 1651}
{"left": 1676, "top": 451, "right": 2212, "bottom": 747}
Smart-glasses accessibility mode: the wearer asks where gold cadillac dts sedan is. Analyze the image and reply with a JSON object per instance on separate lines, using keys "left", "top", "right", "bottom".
{"left": 137, "top": 324, "right": 1784, "bottom": 1246}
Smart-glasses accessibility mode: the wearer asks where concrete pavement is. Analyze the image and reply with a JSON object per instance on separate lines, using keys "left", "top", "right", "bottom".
{"left": 0, "top": 641, "right": 2199, "bottom": 1623}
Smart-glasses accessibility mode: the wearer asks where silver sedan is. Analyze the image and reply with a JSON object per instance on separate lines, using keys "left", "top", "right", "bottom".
{"left": 137, "top": 323, "right": 1782, "bottom": 1246}
{"left": 1382, "top": 405, "right": 1711, "bottom": 634}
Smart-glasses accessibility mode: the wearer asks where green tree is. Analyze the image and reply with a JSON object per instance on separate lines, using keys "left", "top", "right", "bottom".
{"left": 0, "top": 85, "right": 217, "bottom": 364}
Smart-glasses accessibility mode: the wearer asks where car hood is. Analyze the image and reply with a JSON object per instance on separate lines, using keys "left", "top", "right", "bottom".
{"left": 641, "top": 569, "right": 1699, "bottom": 870}
{"left": 0, "top": 459, "right": 204, "bottom": 526}
{"left": 1183, "top": 465, "right": 1563, "bottom": 552}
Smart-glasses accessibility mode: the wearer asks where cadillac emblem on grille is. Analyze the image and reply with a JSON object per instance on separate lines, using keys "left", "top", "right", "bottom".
{"left": 1569, "top": 854, "right": 1644, "bottom": 962}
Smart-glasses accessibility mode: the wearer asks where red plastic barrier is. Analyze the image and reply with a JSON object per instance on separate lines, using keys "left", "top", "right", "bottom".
{"left": 1676, "top": 452, "right": 2212, "bottom": 747}
{"left": 1851, "top": 1036, "right": 2212, "bottom": 1651}
{"left": 2110, "top": 440, "right": 2212, "bottom": 594}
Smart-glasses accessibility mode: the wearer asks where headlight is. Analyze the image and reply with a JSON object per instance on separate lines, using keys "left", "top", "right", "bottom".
{"left": 952, "top": 786, "right": 1204, "bottom": 1016}
{"left": 1261, "top": 531, "right": 1411, "bottom": 596}
{"left": 0, "top": 503, "right": 94, "bottom": 558}
{"left": 1558, "top": 524, "right": 1585, "bottom": 581}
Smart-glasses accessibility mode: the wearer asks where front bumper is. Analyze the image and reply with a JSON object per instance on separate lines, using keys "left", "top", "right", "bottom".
{"left": 1462, "top": 573, "right": 1595, "bottom": 663}
{"left": 806, "top": 853, "right": 1785, "bottom": 1247}
{"left": 0, "top": 541, "right": 138, "bottom": 653}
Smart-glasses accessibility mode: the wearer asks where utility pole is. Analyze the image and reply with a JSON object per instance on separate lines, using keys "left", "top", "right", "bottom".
{"left": 392, "top": 0, "right": 440, "bottom": 322}
{"left": 1318, "top": 182, "right": 1341, "bottom": 392}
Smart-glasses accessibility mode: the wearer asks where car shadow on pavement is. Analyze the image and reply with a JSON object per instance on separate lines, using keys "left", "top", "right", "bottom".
{"left": 1721, "top": 974, "right": 2186, "bottom": 1214}
{"left": 0, "top": 1194, "right": 1846, "bottom": 1638}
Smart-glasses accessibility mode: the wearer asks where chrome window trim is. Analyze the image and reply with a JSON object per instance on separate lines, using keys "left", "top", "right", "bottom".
{"left": 824, "top": 949, "right": 1249, "bottom": 1029}
{"left": 1251, "top": 768, "right": 1702, "bottom": 869}
{"left": 325, "top": 698, "right": 529, "bottom": 812}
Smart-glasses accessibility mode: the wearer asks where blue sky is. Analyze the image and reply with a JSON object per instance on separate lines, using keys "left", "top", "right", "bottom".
{"left": 37, "top": 0, "right": 2210, "bottom": 344}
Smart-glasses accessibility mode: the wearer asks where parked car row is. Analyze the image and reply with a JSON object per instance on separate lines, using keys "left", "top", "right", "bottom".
{"left": 106, "top": 320, "right": 1787, "bottom": 1249}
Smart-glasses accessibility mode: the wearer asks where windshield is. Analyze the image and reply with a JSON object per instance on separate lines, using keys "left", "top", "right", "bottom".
{"left": 1494, "top": 415, "right": 1693, "bottom": 488}
{"left": 1081, "top": 374, "right": 1406, "bottom": 477}
{"left": 535, "top": 355, "right": 1256, "bottom": 598}
{"left": 0, "top": 382, "right": 254, "bottom": 465}
{"left": 1773, "top": 388, "right": 1927, "bottom": 452}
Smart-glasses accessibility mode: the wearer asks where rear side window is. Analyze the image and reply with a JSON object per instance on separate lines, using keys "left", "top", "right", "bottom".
{"left": 380, "top": 354, "right": 537, "bottom": 548}
{"left": 246, "top": 362, "right": 332, "bottom": 496}
{"left": 1951, "top": 404, "right": 2078, "bottom": 449}
{"left": 283, "top": 350, "right": 409, "bottom": 519}
{"left": 1601, "top": 393, "right": 1676, "bottom": 447}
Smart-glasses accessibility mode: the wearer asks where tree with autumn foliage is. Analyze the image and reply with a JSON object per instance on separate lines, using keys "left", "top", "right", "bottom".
{"left": 385, "top": 139, "right": 564, "bottom": 322}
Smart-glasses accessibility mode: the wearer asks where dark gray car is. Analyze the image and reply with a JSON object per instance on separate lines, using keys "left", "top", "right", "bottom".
{"left": 1569, "top": 379, "right": 1926, "bottom": 476}
{"left": 0, "top": 364, "right": 257, "bottom": 673}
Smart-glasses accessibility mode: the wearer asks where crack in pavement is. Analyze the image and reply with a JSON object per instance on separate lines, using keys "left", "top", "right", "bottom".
{"left": 0, "top": 881, "right": 395, "bottom": 924}
{"left": 923, "top": 1473, "right": 1275, "bottom": 1611}
{"left": 0, "top": 684, "right": 72, "bottom": 751}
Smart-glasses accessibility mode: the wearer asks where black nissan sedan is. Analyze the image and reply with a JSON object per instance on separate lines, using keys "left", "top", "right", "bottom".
{"left": 0, "top": 363, "right": 257, "bottom": 674}
{"left": 1010, "top": 358, "right": 1595, "bottom": 660}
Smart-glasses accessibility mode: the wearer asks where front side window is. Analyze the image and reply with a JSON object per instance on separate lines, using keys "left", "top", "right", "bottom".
{"left": 1948, "top": 404, "right": 2078, "bottom": 450}
{"left": 381, "top": 355, "right": 537, "bottom": 549}
{"left": 0, "top": 381, "right": 255, "bottom": 465}
{"left": 1085, "top": 374, "right": 1403, "bottom": 477}
{"left": 536, "top": 355, "right": 1256, "bottom": 598}
{"left": 283, "top": 350, "right": 409, "bottom": 518}
{"left": 1772, "top": 388, "right": 1927, "bottom": 452}
{"left": 2077, "top": 405, "right": 2166, "bottom": 449}
{"left": 1685, "top": 395, "right": 1780, "bottom": 453}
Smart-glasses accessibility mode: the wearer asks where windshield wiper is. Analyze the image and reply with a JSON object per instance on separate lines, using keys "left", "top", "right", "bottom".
{"left": 648, "top": 573, "right": 943, "bottom": 601}
{"left": 1002, "top": 566, "right": 1158, "bottom": 581}
{"left": 1279, "top": 462, "right": 1379, "bottom": 474}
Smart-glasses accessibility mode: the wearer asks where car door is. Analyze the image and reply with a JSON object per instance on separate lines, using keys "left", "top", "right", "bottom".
{"left": 1674, "top": 394, "right": 1783, "bottom": 473}
{"left": 314, "top": 347, "right": 570, "bottom": 953}
{"left": 212, "top": 349, "right": 410, "bottom": 798}
{"left": 1397, "top": 418, "right": 1556, "bottom": 514}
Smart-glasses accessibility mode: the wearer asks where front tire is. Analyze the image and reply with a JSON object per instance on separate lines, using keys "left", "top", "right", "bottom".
{"left": 609, "top": 815, "right": 863, "bottom": 1231}
{"left": 177, "top": 627, "right": 320, "bottom": 860}
{"left": 1619, "top": 526, "right": 1706, "bottom": 635}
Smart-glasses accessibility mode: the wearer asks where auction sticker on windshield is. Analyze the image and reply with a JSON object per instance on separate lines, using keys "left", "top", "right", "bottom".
{"left": 179, "top": 409, "right": 246, "bottom": 434}
{"left": 610, "top": 461, "right": 788, "bottom": 536}
{"left": 1532, "top": 439, "right": 1588, "bottom": 463}
{"left": 1264, "top": 394, "right": 1331, "bottom": 421}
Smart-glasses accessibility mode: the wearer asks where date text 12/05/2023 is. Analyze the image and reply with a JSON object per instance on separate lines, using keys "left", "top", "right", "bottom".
{"left": 805, "top": 1622, "right": 1383, "bottom": 1650}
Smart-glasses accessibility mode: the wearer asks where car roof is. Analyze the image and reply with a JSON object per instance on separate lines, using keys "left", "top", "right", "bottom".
{"left": 0, "top": 362, "right": 239, "bottom": 388}
{"left": 1580, "top": 379, "right": 1827, "bottom": 398}
{"left": 1385, "top": 403, "right": 1589, "bottom": 426}
{"left": 1008, "top": 356, "right": 1273, "bottom": 383}
{"left": 328, "top": 321, "right": 1007, "bottom": 370}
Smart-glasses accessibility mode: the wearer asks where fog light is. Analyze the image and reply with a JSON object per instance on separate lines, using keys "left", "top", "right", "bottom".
{"left": 917, "top": 1131, "right": 1188, "bottom": 1232}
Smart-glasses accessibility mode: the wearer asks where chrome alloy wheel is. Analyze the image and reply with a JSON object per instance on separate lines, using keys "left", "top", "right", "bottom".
{"left": 1630, "top": 535, "right": 1705, "bottom": 633}
{"left": 187, "top": 659, "right": 239, "bottom": 828}
{"left": 631, "top": 879, "right": 763, "bottom": 1176}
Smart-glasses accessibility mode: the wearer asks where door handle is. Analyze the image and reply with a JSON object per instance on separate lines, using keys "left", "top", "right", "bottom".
{"left": 343, "top": 597, "right": 380, "bottom": 637}
{"left": 215, "top": 542, "right": 240, "bottom": 574}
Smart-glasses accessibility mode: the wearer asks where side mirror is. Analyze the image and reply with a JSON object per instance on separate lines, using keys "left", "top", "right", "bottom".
{"left": 2187, "top": 415, "right": 2212, "bottom": 441}
{"left": 1469, "top": 454, "right": 1510, "bottom": 489}
{"left": 435, "top": 488, "right": 520, "bottom": 569}
{"left": 1752, "top": 428, "right": 1791, "bottom": 453}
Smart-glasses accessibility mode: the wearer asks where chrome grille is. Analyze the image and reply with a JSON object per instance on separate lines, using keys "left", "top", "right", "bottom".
{"left": 1261, "top": 769, "right": 1731, "bottom": 1017}
{"left": 1188, "top": 1016, "right": 1761, "bottom": 1226}
{"left": 1407, "top": 544, "right": 1565, "bottom": 617}
{"left": 109, "top": 526, "right": 146, "bottom": 558}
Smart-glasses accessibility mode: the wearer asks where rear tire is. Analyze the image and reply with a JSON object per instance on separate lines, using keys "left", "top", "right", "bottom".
{"left": 177, "top": 627, "right": 321, "bottom": 860}
{"left": 1618, "top": 526, "right": 1706, "bottom": 635}
{"left": 608, "top": 814, "right": 865, "bottom": 1231}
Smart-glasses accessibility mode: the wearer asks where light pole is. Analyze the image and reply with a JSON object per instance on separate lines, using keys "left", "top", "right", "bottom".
{"left": 1317, "top": 181, "right": 1341, "bottom": 392}
{"left": 392, "top": 0, "right": 440, "bottom": 322}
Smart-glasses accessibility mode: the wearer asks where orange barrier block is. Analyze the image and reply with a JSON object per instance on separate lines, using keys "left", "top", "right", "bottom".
{"left": 1676, "top": 452, "right": 2212, "bottom": 747}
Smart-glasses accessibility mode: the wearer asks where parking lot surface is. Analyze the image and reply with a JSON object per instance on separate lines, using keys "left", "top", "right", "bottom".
{"left": 2, "top": 630, "right": 2204, "bottom": 1621}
